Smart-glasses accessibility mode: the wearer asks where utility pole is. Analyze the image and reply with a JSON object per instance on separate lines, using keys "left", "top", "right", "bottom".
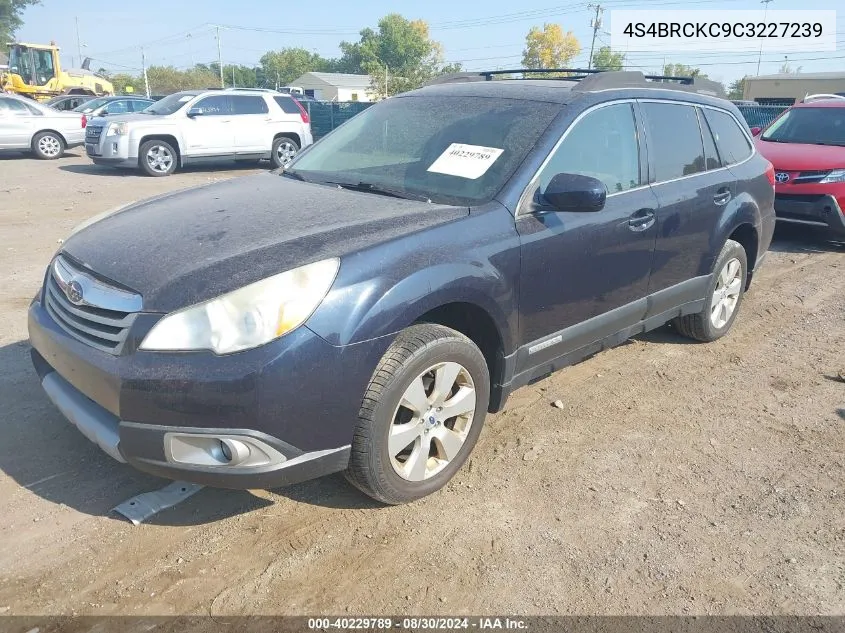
{"left": 75, "top": 16, "right": 83, "bottom": 65}
{"left": 587, "top": 4, "right": 603, "bottom": 70}
{"left": 215, "top": 26, "right": 224, "bottom": 88}
{"left": 756, "top": 0, "right": 773, "bottom": 76}
{"left": 141, "top": 47, "right": 150, "bottom": 98}
{"left": 384, "top": 64, "right": 389, "bottom": 99}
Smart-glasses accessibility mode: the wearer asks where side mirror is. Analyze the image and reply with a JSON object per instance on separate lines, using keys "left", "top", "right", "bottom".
{"left": 187, "top": 107, "right": 203, "bottom": 118}
{"left": 750, "top": 126, "right": 762, "bottom": 137}
{"left": 542, "top": 173, "right": 607, "bottom": 213}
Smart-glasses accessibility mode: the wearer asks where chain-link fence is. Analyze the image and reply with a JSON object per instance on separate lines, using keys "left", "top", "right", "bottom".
{"left": 734, "top": 104, "right": 789, "bottom": 130}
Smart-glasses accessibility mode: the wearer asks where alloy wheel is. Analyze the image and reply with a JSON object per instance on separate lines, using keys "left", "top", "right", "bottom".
{"left": 38, "top": 135, "right": 62, "bottom": 157}
{"left": 389, "top": 362, "right": 477, "bottom": 482}
{"left": 710, "top": 257, "right": 742, "bottom": 329}
{"left": 146, "top": 145, "right": 174, "bottom": 173}
{"left": 276, "top": 141, "right": 298, "bottom": 166}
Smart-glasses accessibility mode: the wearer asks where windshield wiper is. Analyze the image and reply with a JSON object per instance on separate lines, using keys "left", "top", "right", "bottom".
{"left": 325, "top": 181, "right": 431, "bottom": 203}
{"left": 282, "top": 169, "right": 307, "bottom": 182}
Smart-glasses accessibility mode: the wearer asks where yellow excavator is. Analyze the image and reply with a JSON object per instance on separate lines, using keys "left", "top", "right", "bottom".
{"left": 1, "top": 41, "right": 114, "bottom": 101}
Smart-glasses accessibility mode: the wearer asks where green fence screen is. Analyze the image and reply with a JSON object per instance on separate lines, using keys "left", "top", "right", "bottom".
{"left": 735, "top": 104, "right": 788, "bottom": 130}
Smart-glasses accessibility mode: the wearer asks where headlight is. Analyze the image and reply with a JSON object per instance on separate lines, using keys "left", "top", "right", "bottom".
{"left": 140, "top": 258, "right": 339, "bottom": 354}
{"left": 819, "top": 169, "right": 845, "bottom": 184}
{"left": 106, "top": 122, "right": 129, "bottom": 136}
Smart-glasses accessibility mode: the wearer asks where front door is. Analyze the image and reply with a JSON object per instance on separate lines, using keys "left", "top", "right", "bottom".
{"left": 182, "top": 95, "right": 234, "bottom": 157}
{"left": 0, "top": 97, "right": 36, "bottom": 149}
{"left": 516, "top": 102, "right": 659, "bottom": 358}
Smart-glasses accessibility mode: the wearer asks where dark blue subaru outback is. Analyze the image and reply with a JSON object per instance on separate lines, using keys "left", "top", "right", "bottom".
{"left": 28, "top": 70, "right": 776, "bottom": 504}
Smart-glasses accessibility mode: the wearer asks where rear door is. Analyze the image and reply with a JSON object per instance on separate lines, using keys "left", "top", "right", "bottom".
{"left": 641, "top": 100, "right": 735, "bottom": 295}
{"left": 516, "top": 101, "right": 659, "bottom": 351}
{"left": 0, "top": 97, "right": 36, "bottom": 148}
{"left": 230, "top": 95, "right": 272, "bottom": 153}
{"left": 182, "top": 94, "right": 234, "bottom": 156}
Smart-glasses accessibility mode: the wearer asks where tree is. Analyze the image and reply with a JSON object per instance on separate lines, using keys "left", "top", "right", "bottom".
{"left": 259, "top": 48, "right": 328, "bottom": 89}
{"left": 779, "top": 60, "right": 802, "bottom": 74}
{"left": 0, "top": 0, "right": 40, "bottom": 45}
{"left": 521, "top": 24, "right": 580, "bottom": 72}
{"left": 591, "top": 46, "right": 624, "bottom": 71}
{"left": 144, "top": 66, "right": 219, "bottom": 95}
{"left": 727, "top": 77, "right": 746, "bottom": 100}
{"left": 662, "top": 63, "right": 707, "bottom": 79}
{"left": 338, "top": 14, "right": 459, "bottom": 97}
{"left": 109, "top": 73, "right": 138, "bottom": 94}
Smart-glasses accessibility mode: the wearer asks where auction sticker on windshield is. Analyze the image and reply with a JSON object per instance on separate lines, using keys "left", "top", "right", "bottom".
{"left": 427, "top": 143, "right": 505, "bottom": 179}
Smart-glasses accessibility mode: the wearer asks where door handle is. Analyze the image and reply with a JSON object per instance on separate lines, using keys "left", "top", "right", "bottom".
{"left": 628, "top": 208, "right": 656, "bottom": 232}
{"left": 713, "top": 189, "right": 732, "bottom": 206}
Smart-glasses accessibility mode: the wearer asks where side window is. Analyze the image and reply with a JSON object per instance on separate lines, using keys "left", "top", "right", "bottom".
{"left": 704, "top": 108, "right": 753, "bottom": 166}
{"left": 697, "top": 108, "right": 722, "bottom": 170}
{"left": 1, "top": 98, "right": 32, "bottom": 115}
{"left": 106, "top": 100, "right": 129, "bottom": 114}
{"left": 641, "top": 102, "right": 706, "bottom": 181}
{"left": 129, "top": 100, "right": 151, "bottom": 112}
{"left": 193, "top": 95, "right": 231, "bottom": 116}
{"left": 273, "top": 96, "right": 300, "bottom": 114}
{"left": 538, "top": 103, "right": 641, "bottom": 195}
{"left": 231, "top": 96, "right": 269, "bottom": 115}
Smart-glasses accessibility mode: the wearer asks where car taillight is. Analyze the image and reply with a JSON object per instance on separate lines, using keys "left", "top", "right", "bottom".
{"left": 764, "top": 160, "right": 775, "bottom": 186}
{"left": 292, "top": 98, "right": 309, "bottom": 124}
{"left": 81, "top": 115, "right": 87, "bottom": 128}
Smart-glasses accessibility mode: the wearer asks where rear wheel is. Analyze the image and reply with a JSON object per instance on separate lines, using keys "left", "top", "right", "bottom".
{"left": 31, "top": 131, "right": 64, "bottom": 160}
{"left": 673, "top": 239, "right": 747, "bottom": 342}
{"left": 139, "top": 140, "right": 177, "bottom": 176}
{"left": 270, "top": 136, "right": 300, "bottom": 169}
{"left": 345, "top": 324, "right": 490, "bottom": 505}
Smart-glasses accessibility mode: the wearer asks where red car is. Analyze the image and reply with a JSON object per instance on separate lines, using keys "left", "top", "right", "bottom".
{"left": 752, "top": 97, "right": 845, "bottom": 238}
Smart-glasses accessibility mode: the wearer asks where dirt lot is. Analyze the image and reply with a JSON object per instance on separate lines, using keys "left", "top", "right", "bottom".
{"left": 0, "top": 151, "right": 843, "bottom": 617}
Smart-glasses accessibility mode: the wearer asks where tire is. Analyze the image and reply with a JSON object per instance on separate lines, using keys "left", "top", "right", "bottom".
{"left": 345, "top": 324, "right": 490, "bottom": 505}
{"left": 31, "top": 131, "right": 65, "bottom": 160}
{"left": 138, "top": 139, "right": 177, "bottom": 177}
{"left": 673, "top": 239, "right": 748, "bottom": 342}
{"left": 270, "top": 136, "right": 300, "bottom": 169}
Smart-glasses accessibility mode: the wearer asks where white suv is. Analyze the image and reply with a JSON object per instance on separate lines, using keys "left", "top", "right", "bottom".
{"left": 84, "top": 89, "right": 313, "bottom": 176}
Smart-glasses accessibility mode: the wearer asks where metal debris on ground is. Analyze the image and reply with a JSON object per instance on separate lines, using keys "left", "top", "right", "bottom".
{"left": 112, "top": 481, "right": 204, "bottom": 526}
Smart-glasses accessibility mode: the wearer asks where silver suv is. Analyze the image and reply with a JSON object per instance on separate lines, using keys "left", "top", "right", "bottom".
{"left": 84, "top": 89, "right": 313, "bottom": 176}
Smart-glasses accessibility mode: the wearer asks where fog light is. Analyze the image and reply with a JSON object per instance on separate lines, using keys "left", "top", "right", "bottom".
{"left": 165, "top": 433, "right": 286, "bottom": 469}
{"left": 220, "top": 440, "right": 232, "bottom": 462}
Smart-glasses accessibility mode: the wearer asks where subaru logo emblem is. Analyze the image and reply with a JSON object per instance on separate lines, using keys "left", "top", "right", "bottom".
{"left": 775, "top": 172, "right": 790, "bottom": 183}
{"left": 65, "top": 279, "right": 84, "bottom": 305}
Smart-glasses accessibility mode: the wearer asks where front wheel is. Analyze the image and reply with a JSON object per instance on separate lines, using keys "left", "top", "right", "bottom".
{"left": 673, "top": 238, "right": 748, "bottom": 342}
{"left": 345, "top": 324, "right": 490, "bottom": 505}
{"left": 31, "top": 131, "right": 65, "bottom": 160}
{"left": 270, "top": 136, "right": 300, "bottom": 169}
{"left": 139, "top": 139, "right": 177, "bottom": 177}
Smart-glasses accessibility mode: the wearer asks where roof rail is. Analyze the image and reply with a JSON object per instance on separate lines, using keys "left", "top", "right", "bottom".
{"left": 802, "top": 93, "right": 845, "bottom": 103}
{"left": 425, "top": 68, "right": 726, "bottom": 98}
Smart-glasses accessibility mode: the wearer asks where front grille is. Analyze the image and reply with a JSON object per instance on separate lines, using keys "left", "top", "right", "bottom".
{"left": 44, "top": 256, "right": 140, "bottom": 355}
{"left": 793, "top": 170, "right": 830, "bottom": 184}
{"left": 775, "top": 193, "right": 826, "bottom": 203}
{"left": 85, "top": 125, "right": 103, "bottom": 143}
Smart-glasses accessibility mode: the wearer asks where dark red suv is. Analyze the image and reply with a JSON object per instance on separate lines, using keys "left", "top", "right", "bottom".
{"left": 753, "top": 97, "right": 845, "bottom": 238}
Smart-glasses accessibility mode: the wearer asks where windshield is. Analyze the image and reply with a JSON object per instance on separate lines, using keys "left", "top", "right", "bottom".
{"left": 140, "top": 92, "right": 197, "bottom": 115}
{"left": 8, "top": 46, "right": 33, "bottom": 82}
{"left": 288, "top": 95, "right": 561, "bottom": 205}
{"left": 762, "top": 106, "right": 845, "bottom": 146}
{"left": 73, "top": 97, "right": 111, "bottom": 113}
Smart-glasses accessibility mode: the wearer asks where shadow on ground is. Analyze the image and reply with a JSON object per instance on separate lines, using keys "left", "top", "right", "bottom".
{"left": 769, "top": 223, "right": 845, "bottom": 254}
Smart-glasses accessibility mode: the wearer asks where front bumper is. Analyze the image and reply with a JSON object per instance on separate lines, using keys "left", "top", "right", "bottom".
{"left": 86, "top": 132, "right": 136, "bottom": 167}
{"left": 28, "top": 298, "right": 392, "bottom": 489}
{"left": 774, "top": 193, "right": 845, "bottom": 237}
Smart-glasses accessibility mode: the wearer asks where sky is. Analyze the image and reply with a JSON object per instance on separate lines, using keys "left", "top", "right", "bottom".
{"left": 13, "top": 0, "right": 845, "bottom": 86}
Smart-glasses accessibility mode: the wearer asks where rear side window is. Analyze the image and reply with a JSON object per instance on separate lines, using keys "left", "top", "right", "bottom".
{"left": 641, "top": 102, "right": 706, "bottom": 182}
{"left": 232, "top": 95, "right": 269, "bottom": 115}
{"left": 704, "top": 108, "right": 753, "bottom": 166}
{"left": 539, "top": 103, "right": 641, "bottom": 194}
{"left": 274, "top": 96, "right": 300, "bottom": 114}
{"left": 697, "top": 109, "right": 721, "bottom": 170}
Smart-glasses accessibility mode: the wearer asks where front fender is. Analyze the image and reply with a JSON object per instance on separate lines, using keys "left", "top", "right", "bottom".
{"left": 306, "top": 203, "right": 520, "bottom": 352}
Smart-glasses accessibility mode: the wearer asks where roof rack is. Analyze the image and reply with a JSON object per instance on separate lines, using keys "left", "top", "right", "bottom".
{"left": 426, "top": 68, "right": 726, "bottom": 98}
{"left": 802, "top": 93, "right": 845, "bottom": 103}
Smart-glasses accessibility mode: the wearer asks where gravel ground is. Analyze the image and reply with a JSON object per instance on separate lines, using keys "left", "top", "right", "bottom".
{"left": 0, "top": 151, "right": 843, "bottom": 617}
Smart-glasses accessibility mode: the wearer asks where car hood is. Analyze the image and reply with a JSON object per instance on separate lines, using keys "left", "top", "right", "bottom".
{"left": 61, "top": 173, "right": 468, "bottom": 312}
{"left": 755, "top": 139, "right": 845, "bottom": 171}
